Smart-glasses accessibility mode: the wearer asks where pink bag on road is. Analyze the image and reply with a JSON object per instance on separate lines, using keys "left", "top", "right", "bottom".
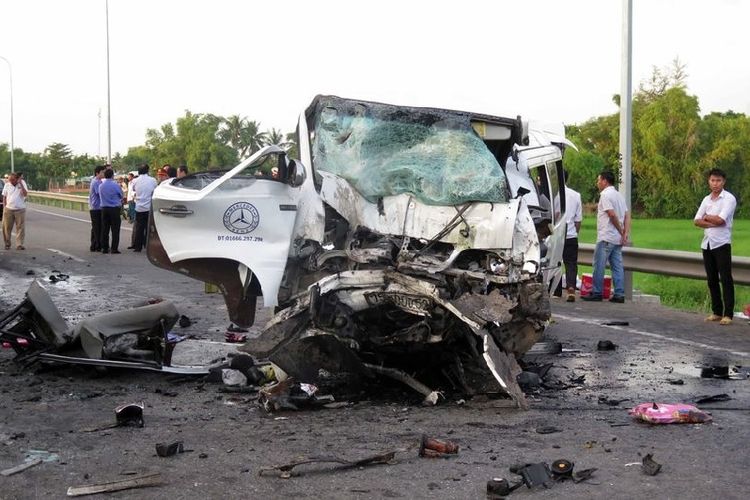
{"left": 629, "top": 402, "right": 712, "bottom": 424}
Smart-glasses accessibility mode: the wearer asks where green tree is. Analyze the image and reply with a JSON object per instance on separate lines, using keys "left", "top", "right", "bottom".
{"left": 695, "top": 111, "right": 750, "bottom": 216}
{"left": 633, "top": 87, "right": 701, "bottom": 217}
{"left": 125, "top": 111, "right": 238, "bottom": 173}
{"left": 264, "top": 128, "right": 288, "bottom": 149}
{"left": 178, "top": 112, "right": 237, "bottom": 168}
{"left": 561, "top": 147, "right": 606, "bottom": 204}
{"left": 42, "top": 142, "right": 74, "bottom": 189}
{"left": 218, "top": 115, "right": 266, "bottom": 159}
{"left": 285, "top": 131, "right": 299, "bottom": 159}
{"left": 122, "top": 145, "right": 153, "bottom": 171}
{"left": 0, "top": 144, "right": 45, "bottom": 190}
{"left": 71, "top": 153, "right": 101, "bottom": 179}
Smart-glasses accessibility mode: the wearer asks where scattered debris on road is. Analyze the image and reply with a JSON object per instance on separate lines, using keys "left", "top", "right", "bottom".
{"left": 48, "top": 272, "right": 69, "bottom": 283}
{"left": 66, "top": 472, "right": 163, "bottom": 497}
{"left": 224, "top": 332, "right": 247, "bottom": 343}
{"left": 259, "top": 450, "right": 398, "bottom": 478}
{"left": 258, "top": 378, "right": 335, "bottom": 412}
{"left": 597, "top": 339, "right": 618, "bottom": 351}
{"left": 487, "top": 477, "right": 523, "bottom": 497}
{"left": 700, "top": 365, "right": 749, "bottom": 380}
{"left": 513, "top": 462, "right": 552, "bottom": 488}
{"left": 418, "top": 435, "right": 459, "bottom": 458}
{"left": 598, "top": 396, "right": 629, "bottom": 406}
{"left": 536, "top": 426, "right": 562, "bottom": 435}
{"left": 641, "top": 453, "right": 662, "bottom": 476}
{"left": 629, "top": 402, "right": 712, "bottom": 424}
{"left": 115, "top": 402, "right": 145, "bottom": 427}
{"left": 490, "top": 459, "right": 598, "bottom": 496}
{"left": 155, "top": 441, "right": 186, "bottom": 457}
{"left": 690, "top": 393, "right": 731, "bottom": 405}
{"left": 1, "top": 458, "right": 42, "bottom": 477}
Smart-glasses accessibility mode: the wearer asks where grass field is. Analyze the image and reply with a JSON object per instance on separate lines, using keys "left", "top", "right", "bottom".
{"left": 576, "top": 217, "right": 749, "bottom": 313}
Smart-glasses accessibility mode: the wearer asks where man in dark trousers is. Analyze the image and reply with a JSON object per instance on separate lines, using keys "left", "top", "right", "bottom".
{"left": 554, "top": 170, "right": 583, "bottom": 302}
{"left": 694, "top": 168, "right": 737, "bottom": 325}
{"left": 132, "top": 163, "right": 157, "bottom": 252}
{"left": 88, "top": 165, "right": 106, "bottom": 252}
{"left": 99, "top": 168, "right": 124, "bottom": 254}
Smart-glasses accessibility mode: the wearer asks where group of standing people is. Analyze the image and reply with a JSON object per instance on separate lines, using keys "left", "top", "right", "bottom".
{"left": 88, "top": 163, "right": 159, "bottom": 254}
{"left": 88, "top": 162, "right": 188, "bottom": 254}
{"left": 566, "top": 167, "right": 736, "bottom": 325}
{"left": 88, "top": 165, "right": 126, "bottom": 253}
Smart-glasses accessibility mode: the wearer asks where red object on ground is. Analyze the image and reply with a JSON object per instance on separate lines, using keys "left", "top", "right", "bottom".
{"left": 580, "top": 273, "right": 611, "bottom": 299}
{"left": 224, "top": 332, "right": 248, "bottom": 343}
{"left": 2, "top": 339, "right": 29, "bottom": 348}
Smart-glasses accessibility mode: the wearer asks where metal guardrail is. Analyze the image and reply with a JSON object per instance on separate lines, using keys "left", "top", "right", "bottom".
{"left": 25, "top": 191, "right": 750, "bottom": 285}
{"left": 28, "top": 190, "right": 88, "bottom": 212}
{"left": 579, "top": 243, "right": 750, "bottom": 286}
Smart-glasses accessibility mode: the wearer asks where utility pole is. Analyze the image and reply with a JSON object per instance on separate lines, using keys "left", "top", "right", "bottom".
{"left": 98, "top": 108, "right": 102, "bottom": 158}
{"left": 105, "top": 0, "right": 112, "bottom": 165}
{"left": 619, "top": 0, "right": 633, "bottom": 299}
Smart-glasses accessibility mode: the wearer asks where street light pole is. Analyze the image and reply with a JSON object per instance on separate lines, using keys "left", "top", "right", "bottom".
{"left": 0, "top": 55, "right": 15, "bottom": 173}
{"left": 619, "top": 0, "right": 632, "bottom": 209}
{"left": 619, "top": 0, "right": 633, "bottom": 299}
{"left": 105, "top": 0, "right": 112, "bottom": 165}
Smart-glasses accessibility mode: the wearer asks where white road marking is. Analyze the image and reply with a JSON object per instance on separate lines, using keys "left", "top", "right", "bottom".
{"left": 554, "top": 313, "right": 750, "bottom": 358}
{"left": 47, "top": 248, "right": 86, "bottom": 263}
{"left": 30, "top": 207, "right": 133, "bottom": 231}
{"left": 31, "top": 207, "right": 90, "bottom": 223}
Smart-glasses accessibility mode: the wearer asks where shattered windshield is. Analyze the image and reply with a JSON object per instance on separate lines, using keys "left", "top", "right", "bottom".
{"left": 311, "top": 97, "right": 509, "bottom": 206}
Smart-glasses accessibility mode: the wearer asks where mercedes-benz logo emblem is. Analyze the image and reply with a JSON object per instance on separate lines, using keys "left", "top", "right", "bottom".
{"left": 223, "top": 202, "right": 260, "bottom": 234}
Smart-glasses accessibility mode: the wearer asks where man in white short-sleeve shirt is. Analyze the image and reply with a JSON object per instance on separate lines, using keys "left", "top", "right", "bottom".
{"left": 694, "top": 168, "right": 736, "bottom": 325}
{"left": 2, "top": 172, "right": 28, "bottom": 250}
{"left": 582, "top": 170, "right": 630, "bottom": 303}
{"left": 554, "top": 170, "right": 583, "bottom": 302}
{"left": 132, "top": 164, "right": 157, "bottom": 252}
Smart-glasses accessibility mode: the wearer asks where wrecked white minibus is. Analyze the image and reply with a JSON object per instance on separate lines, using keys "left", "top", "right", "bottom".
{"left": 147, "top": 96, "right": 569, "bottom": 407}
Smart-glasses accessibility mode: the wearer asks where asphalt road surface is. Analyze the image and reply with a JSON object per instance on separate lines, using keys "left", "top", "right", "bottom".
{"left": 0, "top": 204, "right": 748, "bottom": 499}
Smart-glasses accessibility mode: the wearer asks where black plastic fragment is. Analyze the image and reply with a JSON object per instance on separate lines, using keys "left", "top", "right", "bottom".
{"left": 691, "top": 393, "right": 731, "bottom": 404}
{"left": 487, "top": 477, "right": 522, "bottom": 497}
{"left": 596, "top": 340, "right": 618, "bottom": 351}
{"left": 572, "top": 467, "right": 597, "bottom": 483}
{"left": 536, "top": 426, "right": 562, "bottom": 435}
{"left": 156, "top": 441, "right": 184, "bottom": 457}
{"left": 641, "top": 453, "right": 661, "bottom": 476}
{"left": 518, "top": 463, "right": 552, "bottom": 488}
{"left": 115, "top": 402, "right": 144, "bottom": 428}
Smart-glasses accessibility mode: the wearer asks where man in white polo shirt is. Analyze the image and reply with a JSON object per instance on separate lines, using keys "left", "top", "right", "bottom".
{"left": 694, "top": 168, "right": 737, "bottom": 325}
{"left": 132, "top": 163, "right": 157, "bottom": 252}
{"left": 2, "top": 172, "right": 28, "bottom": 250}
{"left": 554, "top": 170, "right": 583, "bottom": 302}
{"left": 582, "top": 170, "right": 630, "bottom": 303}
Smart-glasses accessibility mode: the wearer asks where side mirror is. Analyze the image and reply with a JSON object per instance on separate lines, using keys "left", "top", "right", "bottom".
{"left": 288, "top": 160, "right": 307, "bottom": 188}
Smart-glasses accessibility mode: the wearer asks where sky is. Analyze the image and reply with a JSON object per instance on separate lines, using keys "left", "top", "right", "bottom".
{"left": 0, "top": 0, "right": 748, "bottom": 159}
